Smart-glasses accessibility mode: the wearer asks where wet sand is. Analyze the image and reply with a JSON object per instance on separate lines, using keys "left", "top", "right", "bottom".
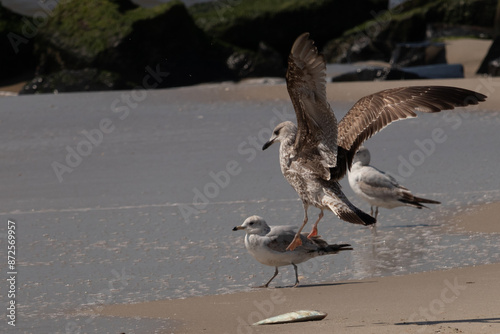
{"left": 84, "top": 37, "right": 499, "bottom": 333}
{"left": 84, "top": 202, "right": 500, "bottom": 333}
{"left": 2, "top": 37, "right": 499, "bottom": 333}
{"left": 454, "top": 202, "right": 500, "bottom": 234}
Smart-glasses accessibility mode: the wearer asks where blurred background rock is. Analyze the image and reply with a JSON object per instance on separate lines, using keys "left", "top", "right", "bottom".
{"left": 0, "top": 0, "right": 499, "bottom": 94}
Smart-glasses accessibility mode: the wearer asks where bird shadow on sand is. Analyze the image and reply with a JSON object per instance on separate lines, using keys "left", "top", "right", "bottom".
{"left": 385, "top": 223, "right": 434, "bottom": 229}
{"left": 393, "top": 317, "right": 500, "bottom": 326}
{"left": 259, "top": 280, "right": 376, "bottom": 289}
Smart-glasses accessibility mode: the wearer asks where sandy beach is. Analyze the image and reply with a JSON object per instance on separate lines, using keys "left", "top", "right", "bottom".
{"left": 82, "top": 202, "right": 500, "bottom": 334}
{"left": 80, "top": 38, "right": 499, "bottom": 333}
{"left": 1, "top": 37, "right": 499, "bottom": 333}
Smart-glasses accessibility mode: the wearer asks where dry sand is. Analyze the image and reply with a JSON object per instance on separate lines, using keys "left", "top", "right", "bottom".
{"left": 81, "top": 202, "right": 500, "bottom": 333}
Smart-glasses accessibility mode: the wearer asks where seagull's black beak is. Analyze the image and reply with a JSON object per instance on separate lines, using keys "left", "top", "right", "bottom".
{"left": 262, "top": 139, "right": 274, "bottom": 151}
{"left": 233, "top": 225, "right": 244, "bottom": 231}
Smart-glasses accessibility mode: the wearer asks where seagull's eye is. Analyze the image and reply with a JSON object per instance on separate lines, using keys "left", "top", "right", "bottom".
{"left": 249, "top": 222, "right": 254, "bottom": 226}
{"left": 274, "top": 130, "right": 279, "bottom": 135}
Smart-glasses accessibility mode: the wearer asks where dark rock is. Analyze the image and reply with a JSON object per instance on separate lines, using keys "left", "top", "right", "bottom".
{"left": 390, "top": 42, "right": 447, "bottom": 67}
{"left": 477, "top": 36, "right": 500, "bottom": 75}
{"left": 0, "top": 4, "right": 36, "bottom": 86}
{"left": 30, "top": 0, "right": 235, "bottom": 93}
{"left": 189, "top": 0, "right": 387, "bottom": 61}
{"left": 105, "top": 2, "right": 234, "bottom": 88}
{"left": 4, "top": 0, "right": 493, "bottom": 93}
{"left": 108, "top": 0, "right": 139, "bottom": 13}
{"left": 426, "top": 23, "right": 493, "bottom": 40}
{"left": 486, "top": 57, "right": 500, "bottom": 76}
{"left": 324, "top": 0, "right": 496, "bottom": 64}
{"left": 331, "top": 63, "right": 464, "bottom": 82}
{"left": 401, "top": 63, "right": 464, "bottom": 79}
{"left": 226, "top": 42, "right": 285, "bottom": 78}
{"left": 19, "top": 68, "right": 127, "bottom": 94}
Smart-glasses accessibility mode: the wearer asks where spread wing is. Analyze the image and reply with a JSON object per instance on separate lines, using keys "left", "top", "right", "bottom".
{"left": 286, "top": 32, "right": 338, "bottom": 171}
{"left": 337, "top": 86, "right": 487, "bottom": 171}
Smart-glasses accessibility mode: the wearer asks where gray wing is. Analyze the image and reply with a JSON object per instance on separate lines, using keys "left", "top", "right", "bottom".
{"left": 356, "top": 166, "right": 399, "bottom": 194}
{"left": 266, "top": 225, "right": 319, "bottom": 252}
{"left": 355, "top": 166, "right": 412, "bottom": 201}
{"left": 338, "top": 86, "right": 487, "bottom": 170}
{"left": 286, "top": 33, "right": 338, "bottom": 171}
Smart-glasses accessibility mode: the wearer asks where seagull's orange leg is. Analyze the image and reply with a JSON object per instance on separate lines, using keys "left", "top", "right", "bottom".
{"left": 287, "top": 204, "right": 308, "bottom": 251}
{"left": 287, "top": 223, "right": 305, "bottom": 251}
{"left": 307, "top": 209, "right": 324, "bottom": 238}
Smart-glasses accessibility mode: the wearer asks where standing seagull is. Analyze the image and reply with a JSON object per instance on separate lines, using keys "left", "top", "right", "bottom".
{"left": 233, "top": 215, "right": 352, "bottom": 287}
{"left": 262, "top": 32, "right": 486, "bottom": 250}
{"left": 348, "top": 146, "right": 440, "bottom": 218}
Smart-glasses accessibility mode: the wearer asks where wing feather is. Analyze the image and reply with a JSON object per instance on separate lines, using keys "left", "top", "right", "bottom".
{"left": 286, "top": 33, "right": 338, "bottom": 169}
{"left": 338, "top": 86, "right": 487, "bottom": 170}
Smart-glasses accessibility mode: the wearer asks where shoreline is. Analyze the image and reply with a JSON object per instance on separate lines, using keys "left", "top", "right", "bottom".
{"left": 84, "top": 201, "right": 500, "bottom": 333}
{"left": 6, "top": 35, "right": 498, "bottom": 333}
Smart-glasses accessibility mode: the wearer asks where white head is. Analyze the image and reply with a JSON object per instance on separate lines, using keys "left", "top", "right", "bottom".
{"left": 262, "top": 121, "right": 297, "bottom": 150}
{"left": 353, "top": 146, "right": 371, "bottom": 166}
{"left": 232, "top": 215, "right": 271, "bottom": 236}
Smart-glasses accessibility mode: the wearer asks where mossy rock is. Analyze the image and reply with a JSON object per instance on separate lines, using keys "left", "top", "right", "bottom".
{"left": 33, "top": 0, "right": 235, "bottom": 91}
{"left": 189, "top": 0, "right": 388, "bottom": 60}
{"left": 324, "top": 0, "right": 496, "bottom": 63}
{"left": 35, "top": 0, "right": 181, "bottom": 68}
{"left": 227, "top": 41, "right": 285, "bottom": 78}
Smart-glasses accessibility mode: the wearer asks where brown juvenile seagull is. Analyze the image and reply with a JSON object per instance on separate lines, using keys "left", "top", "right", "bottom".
{"left": 262, "top": 32, "right": 486, "bottom": 251}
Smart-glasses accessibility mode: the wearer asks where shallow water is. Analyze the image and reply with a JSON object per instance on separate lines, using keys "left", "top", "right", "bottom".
{"left": 1, "top": 85, "right": 499, "bottom": 333}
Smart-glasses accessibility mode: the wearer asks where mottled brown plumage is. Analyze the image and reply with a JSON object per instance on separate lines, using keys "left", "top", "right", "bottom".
{"left": 337, "top": 85, "right": 485, "bottom": 174}
{"left": 262, "top": 32, "right": 487, "bottom": 250}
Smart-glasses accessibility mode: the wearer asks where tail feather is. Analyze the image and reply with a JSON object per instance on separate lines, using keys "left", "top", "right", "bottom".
{"left": 325, "top": 243, "right": 353, "bottom": 253}
{"left": 413, "top": 196, "right": 441, "bottom": 204}
{"left": 323, "top": 188, "right": 376, "bottom": 226}
{"left": 349, "top": 206, "right": 377, "bottom": 225}
{"left": 316, "top": 243, "right": 353, "bottom": 256}
{"left": 398, "top": 195, "right": 440, "bottom": 209}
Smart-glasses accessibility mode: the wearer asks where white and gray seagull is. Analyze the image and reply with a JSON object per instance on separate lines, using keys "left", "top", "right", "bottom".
{"left": 233, "top": 215, "right": 352, "bottom": 288}
{"left": 262, "top": 32, "right": 486, "bottom": 250}
{"left": 348, "top": 146, "right": 440, "bottom": 219}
